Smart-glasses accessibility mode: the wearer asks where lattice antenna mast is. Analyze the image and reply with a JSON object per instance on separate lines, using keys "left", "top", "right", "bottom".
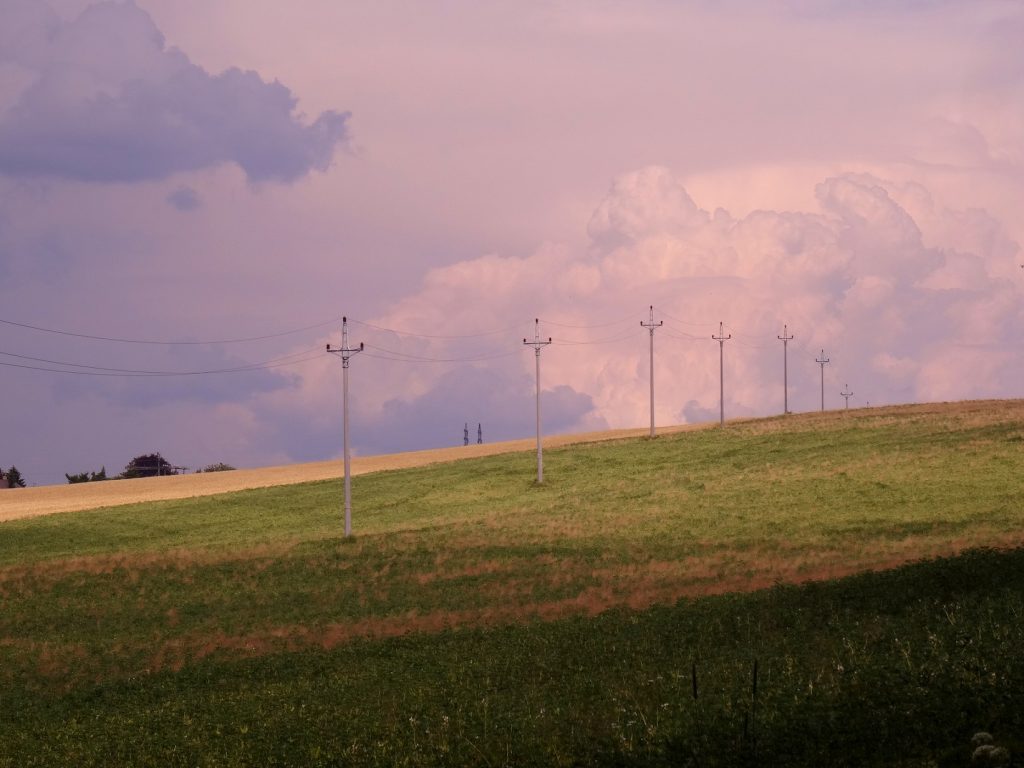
{"left": 477, "top": 423, "right": 482, "bottom": 444}
{"left": 641, "top": 305, "right": 664, "bottom": 438}
{"left": 712, "top": 321, "right": 731, "bottom": 426}
{"left": 523, "top": 318, "right": 552, "bottom": 483}
{"left": 778, "top": 324, "right": 794, "bottom": 415}
{"left": 841, "top": 384, "right": 854, "bottom": 410}
{"left": 326, "top": 316, "right": 364, "bottom": 537}
{"left": 816, "top": 349, "right": 830, "bottom": 412}
{"left": 464, "top": 423, "right": 469, "bottom": 446}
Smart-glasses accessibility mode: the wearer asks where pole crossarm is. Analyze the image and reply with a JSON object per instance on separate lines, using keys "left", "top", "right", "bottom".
{"left": 641, "top": 305, "right": 663, "bottom": 438}
{"left": 523, "top": 318, "right": 552, "bottom": 483}
{"left": 327, "top": 316, "right": 364, "bottom": 537}
{"left": 326, "top": 316, "right": 364, "bottom": 366}
{"left": 712, "top": 321, "right": 731, "bottom": 427}
{"left": 841, "top": 384, "right": 854, "bottom": 409}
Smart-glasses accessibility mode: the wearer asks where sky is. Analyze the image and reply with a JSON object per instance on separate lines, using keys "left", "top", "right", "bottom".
{"left": 1, "top": 0, "right": 1023, "bottom": 485}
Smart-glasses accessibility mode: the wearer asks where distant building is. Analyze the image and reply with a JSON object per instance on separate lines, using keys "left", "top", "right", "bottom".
{"left": 0, "top": 474, "right": 9, "bottom": 489}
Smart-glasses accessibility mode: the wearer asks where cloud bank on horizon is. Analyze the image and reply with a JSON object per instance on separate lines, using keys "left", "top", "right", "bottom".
{"left": 340, "top": 166, "right": 1022, "bottom": 439}
{"left": 1, "top": 0, "right": 1022, "bottom": 485}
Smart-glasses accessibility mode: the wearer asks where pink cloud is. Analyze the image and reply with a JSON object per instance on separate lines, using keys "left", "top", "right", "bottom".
{"left": 312, "top": 167, "right": 1023, "bottom": 437}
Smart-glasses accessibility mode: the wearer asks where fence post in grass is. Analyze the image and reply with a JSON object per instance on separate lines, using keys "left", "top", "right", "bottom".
{"left": 327, "top": 317, "right": 363, "bottom": 537}
{"left": 524, "top": 319, "right": 552, "bottom": 484}
{"left": 691, "top": 662, "right": 703, "bottom": 767}
{"left": 751, "top": 659, "right": 758, "bottom": 759}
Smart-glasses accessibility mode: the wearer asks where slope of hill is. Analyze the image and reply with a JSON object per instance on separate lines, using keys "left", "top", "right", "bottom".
{"left": 2, "top": 399, "right": 1024, "bottom": 766}
{"left": 1, "top": 424, "right": 701, "bottom": 522}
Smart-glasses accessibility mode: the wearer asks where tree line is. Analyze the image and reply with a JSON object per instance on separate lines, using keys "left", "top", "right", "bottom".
{"left": 0, "top": 456, "right": 236, "bottom": 488}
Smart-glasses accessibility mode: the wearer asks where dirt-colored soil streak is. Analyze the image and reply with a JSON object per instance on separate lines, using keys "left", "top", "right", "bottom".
{"left": 8, "top": 533, "right": 1024, "bottom": 688}
{"left": 0, "top": 541, "right": 301, "bottom": 583}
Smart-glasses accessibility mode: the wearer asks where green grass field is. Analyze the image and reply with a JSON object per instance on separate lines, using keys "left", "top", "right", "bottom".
{"left": 2, "top": 400, "right": 1023, "bottom": 766}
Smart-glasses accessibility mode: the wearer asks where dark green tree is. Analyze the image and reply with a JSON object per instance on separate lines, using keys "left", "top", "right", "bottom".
{"left": 119, "top": 455, "right": 177, "bottom": 479}
{"left": 65, "top": 467, "right": 108, "bottom": 484}
{"left": 4, "top": 466, "right": 26, "bottom": 487}
{"left": 200, "top": 462, "right": 235, "bottom": 473}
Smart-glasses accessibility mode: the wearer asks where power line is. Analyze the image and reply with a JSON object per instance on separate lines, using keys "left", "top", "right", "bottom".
{"left": 536, "top": 314, "right": 635, "bottom": 329}
{"left": 730, "top": 336, "right": 773, "bottom": 351}
{"left": 3, "top": 307, "right": 860, "bottom": 430}
{"left": 0, "top": 346, "right": 322, "bottom": 376}
{"left": 550, "top": 328, "right": 643, "bottom": 346}
{"left": 0, "top": 349, "right": 324, "bottom": 377}
{"left": 350, "top": 318, "right": 527, "bottom": 339}
{"left": 653, "top": 306, "right": 717, "bottom": 329}
{"left": 0, "top": 315, "right": 344, "bottom": 345}
{"left": 361, "top": 343, "right": 520, "bottom": 363}
{"left": 663, "top": 330, "right": 704, "bottom": 342}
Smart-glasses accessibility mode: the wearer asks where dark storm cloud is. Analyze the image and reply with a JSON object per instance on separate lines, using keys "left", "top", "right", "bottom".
{"left": 49, "top": 343, "right": 300, "bottom": 407}
{"left": 166, "top": 185, "right": 200, "bottom": 211}
{"left": 356, "top": 366, "right": 604, "bottom": 456}
{"left": 0, "top": 1, "right": 350, "bottom": 183}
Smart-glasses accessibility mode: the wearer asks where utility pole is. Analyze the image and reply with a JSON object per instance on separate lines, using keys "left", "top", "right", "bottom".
{"left": 477, "top": 423, "right": 482, "bottom": 444}
{"left": 778, "top": 324, "right": 793, "bottom": 415}
{"left": 641, "top": 305, "right": 663, "bottom": 438}
{"left": 523, "top": 318, "right": 552, "bottom": 483}
{"left": 712, "top": 321, "right": 731, "bottom": 426}
{"left": 816, "top": 349, "right": 830, "bottom": 412}
{"left": 464, "top": 423, "right": 469, "bottom": 446}
{"left": 841, "top": 384, "right": 853, "bottom": 410}
{"left": 327, "top": 316, "right": 363, "bottom": 537}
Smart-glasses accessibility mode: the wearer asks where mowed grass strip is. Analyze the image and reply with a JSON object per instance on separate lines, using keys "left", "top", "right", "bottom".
{"left": 1, "top": 400, "right": 1023, "bottom": 695}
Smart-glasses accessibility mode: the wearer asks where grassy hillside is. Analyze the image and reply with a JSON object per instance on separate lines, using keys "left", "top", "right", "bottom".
{"left": 2, "top": 400, "right": 1024, "bottom": 765}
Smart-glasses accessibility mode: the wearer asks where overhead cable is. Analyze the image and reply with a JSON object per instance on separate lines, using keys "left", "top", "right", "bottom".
{"left": 0, "top": 315, "right": 344, "bottom": 345}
